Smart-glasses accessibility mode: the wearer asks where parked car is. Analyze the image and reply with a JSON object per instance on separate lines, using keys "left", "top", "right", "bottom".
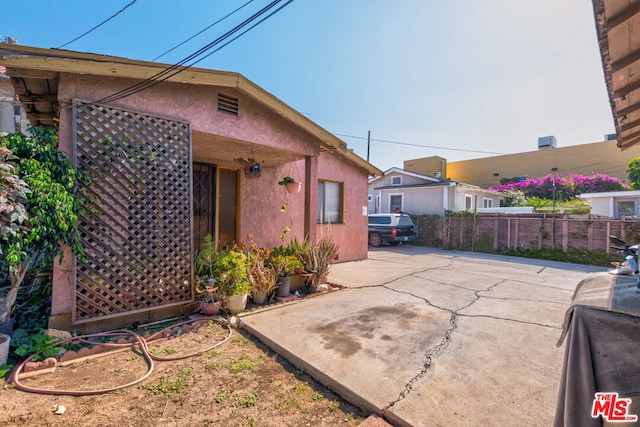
{"left": 368, "top": 213, "right": 416, "bottom": 247}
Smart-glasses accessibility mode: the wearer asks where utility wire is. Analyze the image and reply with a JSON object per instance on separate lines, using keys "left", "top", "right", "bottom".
{"left": 152, "top": 0, "right": 256, "bottom": 61}
{"left": 334, "top": 133, "right": 506, "bottom": 156}
{"left": 57, "top": 0, "right": 138, "bottom": 49}
{"left": 191, "top": 0, "right": 294, "bottom": 65}
{"left": 91, "top": 0, "right": 291, "bottom": 105}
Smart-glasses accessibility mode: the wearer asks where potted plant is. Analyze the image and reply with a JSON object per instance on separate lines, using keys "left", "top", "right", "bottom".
{"left": 235, "top": 156, "right": 261, "bottom": 177}
{"left": 214, "top": 248, "right": 251, "bottom": 313}
{"left": 301, "top": 237, "right": 339, "bottom": 292}
{"left": 248, "top": 265, "right": 278, "bottom": 304}
{"left": 246, "top": 237, "right": 278, "bottom": 304}
{"left": 195, "top": 236, "right": 251, "bottom": 313}
{"left": 195, "top": 278, "right": 222, "bottom": 315}
{"left": 266, "top": 253, "right": 304, "bottom": 297}
{"left": 278, "top": 176, "right": 302, "bottom": 194}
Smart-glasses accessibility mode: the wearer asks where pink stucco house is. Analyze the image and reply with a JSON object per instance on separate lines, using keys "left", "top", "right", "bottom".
{"left": 0, "top": 44, "right": 381, "bottom": 331}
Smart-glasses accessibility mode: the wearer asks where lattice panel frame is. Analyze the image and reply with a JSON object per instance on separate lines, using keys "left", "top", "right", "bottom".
{"left": 72, "top": 101, "right": 193, "bottom": 323}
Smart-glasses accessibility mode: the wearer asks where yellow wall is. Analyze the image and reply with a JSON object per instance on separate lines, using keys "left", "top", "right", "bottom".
{"left": 405, "top": 140, "right": 640, "bottom": 188}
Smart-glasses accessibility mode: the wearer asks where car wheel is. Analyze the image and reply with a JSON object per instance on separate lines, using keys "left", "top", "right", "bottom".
{"left": 389, "top": 241, "right": 400, "bottom": 246}
{"left": 369, "top": 233, "right": 382, "bottom": 247}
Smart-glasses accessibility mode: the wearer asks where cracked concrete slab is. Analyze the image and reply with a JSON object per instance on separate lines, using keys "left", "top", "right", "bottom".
{"left": 240, "top": 246, "right": 605, "bottom": 426}
{"left": 241, "top": 286, "right": 452, "bottom": 414}
{"left": 389, "top": 316, "right": 565, "bottom": 426}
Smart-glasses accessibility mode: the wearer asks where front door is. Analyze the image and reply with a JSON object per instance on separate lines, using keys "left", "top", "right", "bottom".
{"left": 192, "top": 163, "right": 238, "bottom": 251}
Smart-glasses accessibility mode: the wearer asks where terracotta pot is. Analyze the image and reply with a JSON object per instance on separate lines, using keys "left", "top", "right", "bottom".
{"left": 285, "top": 182, "right": 302, "bottom": 194}
{"left": 201, "top": 301, "right": 222, "bottom": 316}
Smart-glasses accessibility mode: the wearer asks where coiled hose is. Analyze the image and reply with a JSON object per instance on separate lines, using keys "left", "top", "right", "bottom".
{"left": 11, "top": 318, "right": 232, "bottom": 396}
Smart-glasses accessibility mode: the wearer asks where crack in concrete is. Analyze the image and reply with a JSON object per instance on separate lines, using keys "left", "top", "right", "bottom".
{"left": 382, "top": 311, "right": 458, "bottom": 416}
{"left": 381, "top": 277, "right": 505, "bottom": 414}
{"left": 337, "top": 265, "right": 569, "bottom": 414}
{"left": 456, "top": 313, "right": 562, "bottom": 330}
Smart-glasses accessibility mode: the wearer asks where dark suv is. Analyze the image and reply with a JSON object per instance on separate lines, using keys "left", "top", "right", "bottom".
{"left": 368, "top": 213, "right": 416, "bottom": 247}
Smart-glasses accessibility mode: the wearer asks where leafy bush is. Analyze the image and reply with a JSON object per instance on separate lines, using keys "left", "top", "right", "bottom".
{"left": 491, "top": 173, "right": 626, "bottom": 201}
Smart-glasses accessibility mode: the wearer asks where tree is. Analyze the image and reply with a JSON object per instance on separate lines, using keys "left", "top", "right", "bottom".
{"left": 627, "top": 157, "right": 640, "bottom": 190}
{"left": 0, "top": 127, "right": 85, "bottom": 323}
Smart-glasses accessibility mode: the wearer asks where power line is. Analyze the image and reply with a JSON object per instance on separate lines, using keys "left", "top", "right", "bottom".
{"left": 56, "top": 0, "right": 138, "bottom": 49}
{"left": 334, "top": 133, "right": 506, "bottom": 156}
{"left": 152, "top": 0, "right": 256, "bottom": 61}
{"left": 89, "top": 0, "right": 293, "bottom": 106}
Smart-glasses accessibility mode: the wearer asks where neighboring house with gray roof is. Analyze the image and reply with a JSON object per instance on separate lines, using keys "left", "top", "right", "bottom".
{"left": 368, "top": 167, "right": 501, "bottom": 216}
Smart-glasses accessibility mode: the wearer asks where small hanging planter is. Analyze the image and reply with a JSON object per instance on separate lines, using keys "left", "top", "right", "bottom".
{"left": 235, "top": 146, "right": 262, "bottom": 178}
{"left": 242, "top": 163, "right": 261, "bottom": 177}
{"left": 279, "top": 176, "right": 302, "bottom": 194}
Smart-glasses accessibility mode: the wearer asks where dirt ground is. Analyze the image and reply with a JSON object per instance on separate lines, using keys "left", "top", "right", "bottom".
{"left": 0, "top": 320, "right": 368, "bottom": 426}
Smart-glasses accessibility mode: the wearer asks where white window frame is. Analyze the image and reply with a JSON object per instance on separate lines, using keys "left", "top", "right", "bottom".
{"left": 391, "top": 176, "right": 402, "bottom": 186}
{"left": 483, "top": 198, "right": 493, "bottom": 208}
{"left": 616, "top": 199, "right": 637, "bottom": 217}
{"left": 389, "top": 193, "right": 404, "bottom": 213}
{"left": 465, "top": 194, "right": 473, "bottom": 210}
{"left": 317, "top": 180, "right": 343, "bottom": 223}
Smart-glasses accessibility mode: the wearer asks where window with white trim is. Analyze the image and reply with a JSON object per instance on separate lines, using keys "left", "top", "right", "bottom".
{"left": 465, "top": 194, "right": 472, "bottom": 210}
{"left": 391, "top": 176, "right": 402, "bottom": 186}
{"left": 483, "top": 198, "right": 493, "bottom": 208}
{"left": 317, "top": 180, "right": 343, "bottom": 223}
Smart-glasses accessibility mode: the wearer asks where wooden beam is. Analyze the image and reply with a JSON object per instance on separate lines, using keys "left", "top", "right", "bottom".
{"left": 616, "top": 101, "right": 640, "bottom": 117}
{"left": 607, "top": 2, "right": 640, "bottom": 31}
{"left": 620, "top": 133, "right": 640, "bottom": 149}
{"left": 620, "top": 115, "right": 640, "bottom": 132}
{"left": 4, "top": 67, "right": 59, "bottom": 79}
{"left": 613, "top": 79, "right": 640, "bottom": 99}
{"left": 611, "top": 48, "right": 640, "bottom": 73}
{"left": 28, "top": 112, "right": 57, "bottom": 120}
{"left": 18, "top": 94, "right": 58, "bottom": 103}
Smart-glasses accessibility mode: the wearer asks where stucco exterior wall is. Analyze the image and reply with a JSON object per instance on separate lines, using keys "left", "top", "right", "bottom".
{"left": 48, "top": 73, "right": 371, "bottom": 329}
{"left": 318, "top": 150, "right": 369, "bottom": 262}
{"left": 240, "top": 160, "right": 308, "bottom": 249}
{"left": 59, "top": 74, "right": 319, "bottom": 159}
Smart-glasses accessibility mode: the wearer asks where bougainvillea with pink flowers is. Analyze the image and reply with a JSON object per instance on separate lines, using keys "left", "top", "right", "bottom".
{"left": 490, "top": 174, "right": 627, "bottom": 200}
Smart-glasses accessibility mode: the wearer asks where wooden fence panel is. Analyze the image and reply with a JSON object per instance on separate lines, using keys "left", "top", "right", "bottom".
{"left": 73, "top": 101, "right": 193, "bottom": 323}
{"left": 439, "top": 214, "right": 640, "bottom": 254}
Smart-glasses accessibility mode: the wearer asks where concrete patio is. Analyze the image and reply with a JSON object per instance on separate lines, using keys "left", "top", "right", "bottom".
{"left": 240, "top": 245, "right": 605, "bottom": 426}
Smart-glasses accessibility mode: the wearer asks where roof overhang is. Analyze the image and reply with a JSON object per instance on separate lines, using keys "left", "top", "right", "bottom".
{"left": 592, "top": 0, "right": 640, "bottom": 150}
{"left": 0, "top": 43, "right": 382, "bottom": 176}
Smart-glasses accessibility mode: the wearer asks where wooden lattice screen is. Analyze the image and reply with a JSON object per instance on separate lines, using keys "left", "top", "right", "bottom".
{"left": 72, "top": 101, "right": 193, "bottom": 323}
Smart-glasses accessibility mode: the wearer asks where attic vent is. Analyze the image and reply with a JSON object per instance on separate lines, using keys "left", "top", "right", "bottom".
{"left": 218, "top": 93, "right": 239, "bottom": 115}
{"left": 391, "top": 176, "right": 402, "bottom": 185}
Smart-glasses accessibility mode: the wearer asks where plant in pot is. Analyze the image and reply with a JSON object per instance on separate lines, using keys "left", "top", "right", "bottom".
{"left": 213, "top": 246, "right": 252, "bottom": 314}
{"left": 278, "top": 176, "right": 302, "bottom": 194}
{"left": 247, "top": 237, "right": 278, "bottom": 304}
{"left": 195, "top": 277, "right": 222, "bottom": 316}
{"left": 266, "top": 253, "right": 304, "bottom": 297}
{"left": 301, "top": 237, "right": 339, "bottom": 292}
{"left": 194, "top": 235, "right": 222, "bottom": 315}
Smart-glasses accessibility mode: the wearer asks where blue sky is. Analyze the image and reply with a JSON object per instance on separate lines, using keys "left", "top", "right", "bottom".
{"left": 0, "top": 0, "right": 614, "bottom": 171}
